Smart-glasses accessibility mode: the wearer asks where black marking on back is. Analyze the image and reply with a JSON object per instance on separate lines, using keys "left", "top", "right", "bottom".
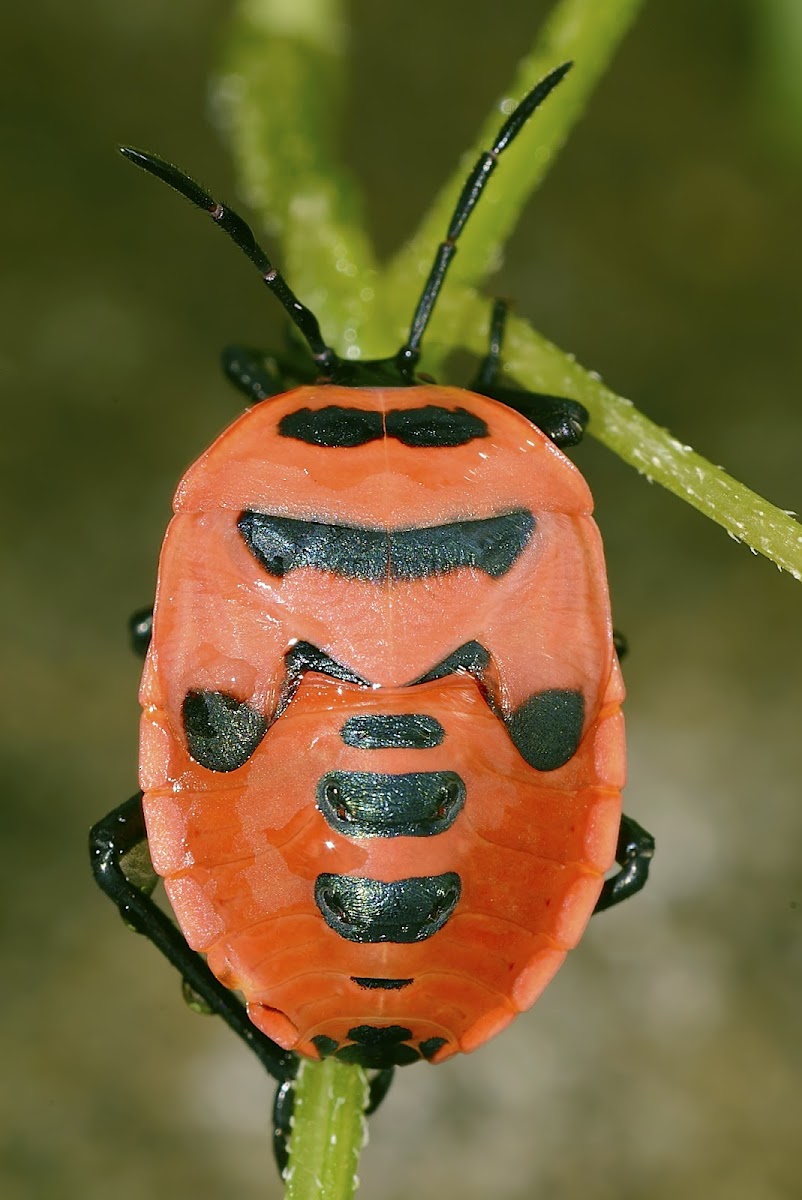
{"left": 284, "top": 641, "right": 369, "bottom": 686}
{"left": 340, "top": 713, "right": 445, "bottom": 749}
{"left": 390, "top": 510, "right": 534, "bottom": 579}
{"left": 278, "top": 406, "right": 383, "bottom": 447}
{"left": 317, "top": 770, "right": 465, "bottom": 838}
{"left": 311, "top": 1034, "right": 339, "bottom": 1058}
{"left": 351, "top": 976, "right": 414, "bottom": 991}
{"left": 507, "top": 688, "right": 585, "bottom": 771}
{"left": 182, "top": 690, "right": 267, "bottom": 772}
{"left": 278, "top": 404, "right": 488, "bottom": 448}
{"left": 384, "top": 405, "right": 488, "bottom": 446}
{"left": 314, "top": 872, "right": 461, "bottom": 943}
{"left": 347, "top": 1024, "right": 412, "bottom": 1046}
{"left": 238, "top": 509, "right": 534, "bottom": 581}
{"left": 335, "top": 1025, "right": 421, "bottom": 1067}
{"left": 419, "top": 1037, "right": 448, "bottom": 1061}
{"left": 335, "top": 1041, "right": 421, "bottom": 1067}
{"left": 415, "top": 640, "right": 490, "bottom": 684}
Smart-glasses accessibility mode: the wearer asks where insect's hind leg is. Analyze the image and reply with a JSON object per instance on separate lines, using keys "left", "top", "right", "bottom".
{"left": 128, "top": 607, "right": 153, "bottom": 658}
{"left": 594, "top": 814, "right": 655, "bottom": 913}
{"left": 471, "top": 299, "right": 589, "bottom": 449}
{"left": 88, "top": 792, "right": 297, "bottom": 1085}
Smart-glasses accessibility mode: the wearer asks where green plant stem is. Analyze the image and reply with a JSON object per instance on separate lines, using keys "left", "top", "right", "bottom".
{"left": 216, "top": 0, "right": 379, "bottom": 337}
{"left": 457, "top": 294, "right": 802, "bottom": 578}
{"left": 382, "top": 0, "right": 647, "bottom": 354}
{"left": 283, "top": 1059, "right": 369, "bottom": 1200}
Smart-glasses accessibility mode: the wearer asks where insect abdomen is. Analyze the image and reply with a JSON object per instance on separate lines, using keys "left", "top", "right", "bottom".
{"left": 143, "top": 670, "right": 622, "bottom": 1065}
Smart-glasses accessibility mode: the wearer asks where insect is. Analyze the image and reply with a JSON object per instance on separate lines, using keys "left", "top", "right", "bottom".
{"left": 90, "top": 62, "right": 654, "bottom": 1168}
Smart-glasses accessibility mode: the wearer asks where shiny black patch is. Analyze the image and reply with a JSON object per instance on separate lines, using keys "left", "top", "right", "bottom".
{"left": 311, "top": 1035, "right": 339, "bottom": 1058}
{"left": 314, "top": 872, "right": 461, "bottom": 943}
{"left": 384, "top": 405, "right": 488, "bottom": 446}
{"left": 415, "top": 640, "right": 490, "bottom": 683}
{"left": 284, "top": 641, "right": 369, "bottom": 686}
{"left": 508, "top": 689, "right": 585, "bottom": 771}
{"left": 351, "top": 976, "right": 414, "bottom": 990}
{"left": 348, "top": 1024, "right": 413, "bottom": 1045}
{"left": 317, "top": 771, "right": 464, "bottom": 838}
{"left": 238, "top": 509, "right": 535, "bottom": 581}
{"left": 278, "top": 404, "right": 488, "bottom": 448}
{"left": 390, "top": 510, "right": 534, "bottom": 579}
{"left": 337, "top": 1025, "right": 420, "bottom": 1067}
{"left": 419, "top": 1037, "right": 448, "bottom": 1061}
{"left": 182, "top": 690, "right": 266, "bottom": 772}
{"left": 278, "top": 406, "right": 383, "bottom": 447}
{"left": 335, "top": 1041, "right": 421, "bottom": 1067}
{"left": 340, "top": 713, "right": 445, "bottom": 750}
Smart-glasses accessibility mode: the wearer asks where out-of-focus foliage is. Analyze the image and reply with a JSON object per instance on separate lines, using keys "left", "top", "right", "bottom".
{"left": 1, "top": 2, "right": 801, "bottom": 1199}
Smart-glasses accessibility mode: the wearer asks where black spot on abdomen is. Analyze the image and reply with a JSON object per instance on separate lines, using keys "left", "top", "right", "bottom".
{"left": 312, "top": 1025, "right": 449, "bottom": 1068}
{"left": 339, "top": 713, "right": 444, "bottom": 749}
{"left": 315, "top": 873, "right": 461, "bottom": 943}
{"left": 334, "top": 1024, "right": 421, "bottom": 1067}
{"left": 507, "top": 689, "right": 585, "bottom": 771}
{"left": 351, "top": 976, "right": 414, "bottom": 990}
{"left": 182, "top": 690, "right": 267, "bottom": 772}
{"left": 317, "top": 771, "right": 464, "bottom": 837}
{"left": 419, "top": 1036, "right": 448, "bottom": 1060}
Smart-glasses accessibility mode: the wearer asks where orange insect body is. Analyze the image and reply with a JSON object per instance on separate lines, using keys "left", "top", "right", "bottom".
{"left": 140, "top": 384, "right": 624, "bottom": 1066}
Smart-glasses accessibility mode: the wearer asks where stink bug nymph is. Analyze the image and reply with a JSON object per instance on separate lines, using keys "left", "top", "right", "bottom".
{"left": 90, "top": 62, "right": 655, "bottom": 1170}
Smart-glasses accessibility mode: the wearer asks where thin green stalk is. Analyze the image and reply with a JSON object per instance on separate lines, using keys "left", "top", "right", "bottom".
{"left": 455, "top": 293, "right": 802, "bottom": 578}
{"left": 381, "top": 0, "right": 647, "bottom": 356}
{"left": 216, "top": 0, "right": 379, "bottom": 336}
{"left": 283, "top": 1059, "right": 369, "bottom": 1200}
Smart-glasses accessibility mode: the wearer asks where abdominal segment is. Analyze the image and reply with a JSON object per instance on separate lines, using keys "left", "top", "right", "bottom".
{"left": 142, "top": 670, "right": 622, "bottom": 1065}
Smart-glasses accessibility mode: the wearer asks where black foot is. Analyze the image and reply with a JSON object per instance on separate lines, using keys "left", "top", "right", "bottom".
{"left": 594, "top": 814, "right": 655, "bottom": 913}
{"left": 613, "top": 629, "right": 628, "bottom": 660}
{"left": 129, "top": 607, "right": 153, "bottom": 658}
{"left": 472, "top": 299, "right": 588, "bottom": 448}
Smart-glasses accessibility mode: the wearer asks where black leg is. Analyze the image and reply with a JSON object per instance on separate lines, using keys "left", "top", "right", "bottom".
{"left": 272, "top": 1078, "right": 294, "bottom": 1178}
{"left": 222, "top": 343, "right": 318, "bottom": 404}
{"left": 594, "top": 814, "right": 655, "bottom": 914}
{"left": 396, "top": 64, "right": 572, "bottom": 378}
{"left": 89, "top": 793, "right": 297, "bottom": 1084}
{"left": 120, "top": 149, "right": 337, "bottom": 374}
{"left": 129, "top": 607, "right": 152, "bottom": 658}
{"left": 472, "top": 296, "right": 507, "bottom": 391}
{"left": 472, "top": 300, "right": 589, "bottom": 449}
{"left": 365, "top": 1067, "right": 396, "bottom": 1114}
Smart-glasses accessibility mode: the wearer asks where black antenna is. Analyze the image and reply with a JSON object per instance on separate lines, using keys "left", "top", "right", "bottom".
{"left": 396, "top": 61, "right": 573, "bottom": 379}
{"left": 119, "top": 147, "right": 338, "bottom": 373}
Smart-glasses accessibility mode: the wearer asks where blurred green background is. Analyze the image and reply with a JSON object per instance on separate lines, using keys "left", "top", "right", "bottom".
{"left": 2, "top": 1, "right": 801, "bottom": 1197}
